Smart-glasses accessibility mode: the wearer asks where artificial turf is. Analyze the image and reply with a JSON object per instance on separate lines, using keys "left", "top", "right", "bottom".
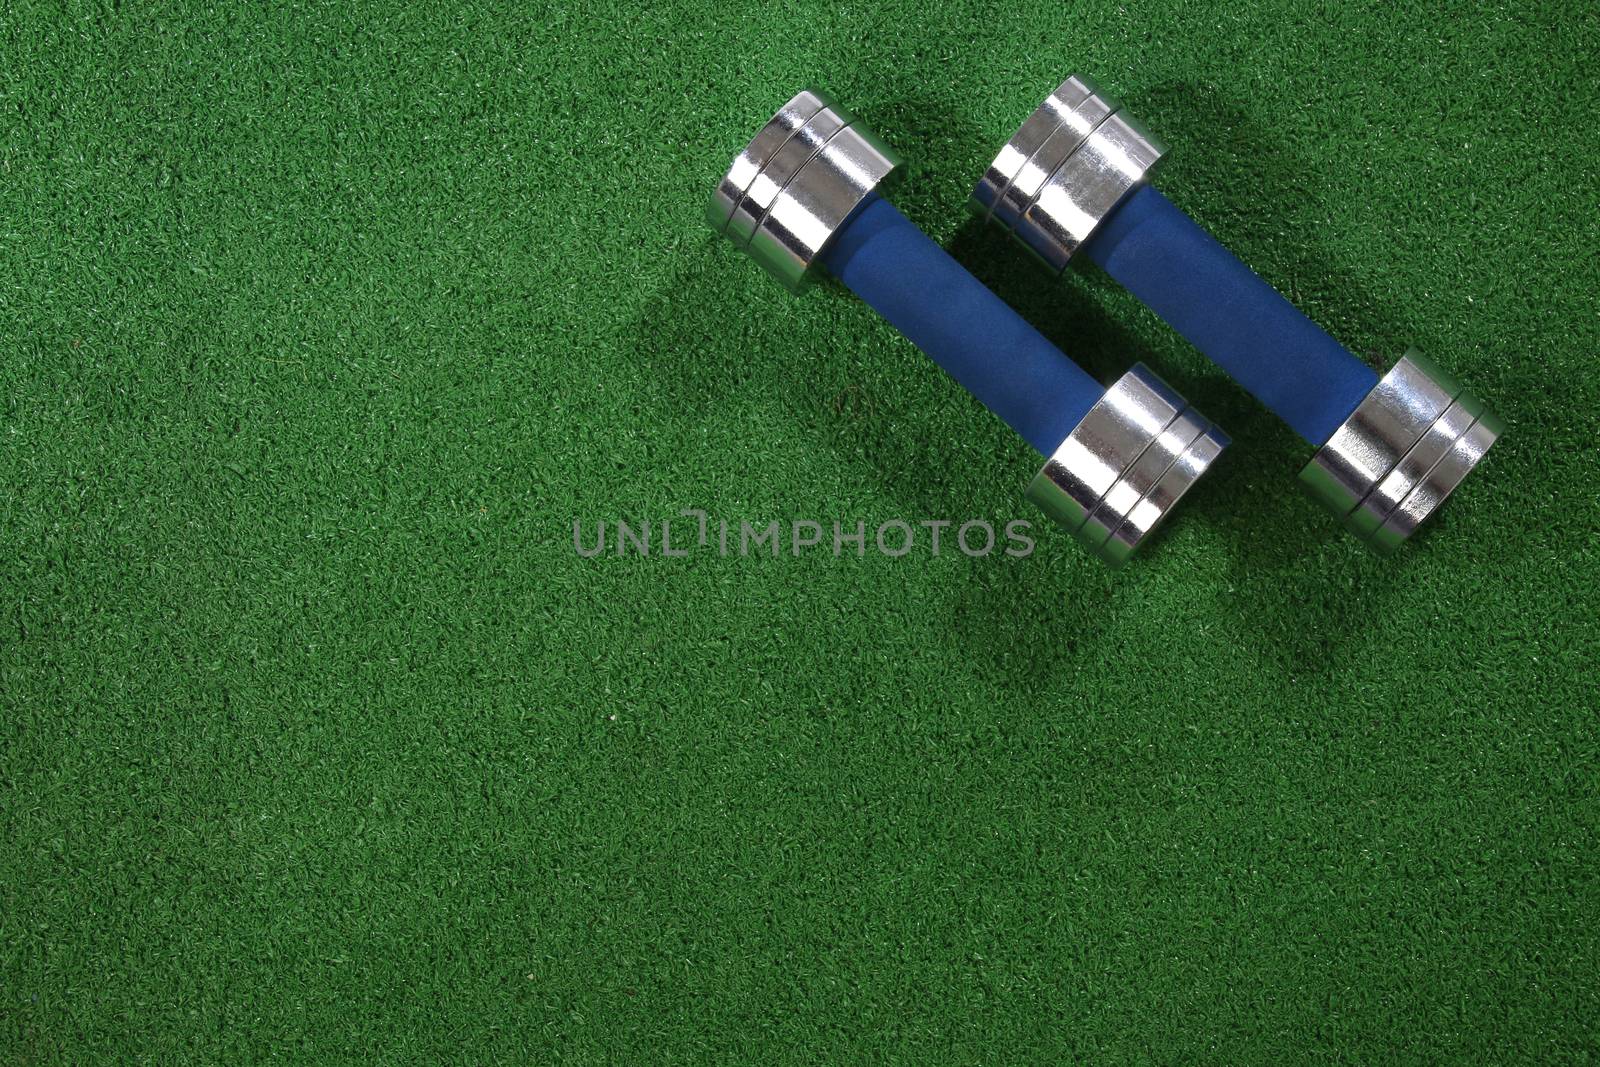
{"left": 3, "top": 0, "right": 1599, "bottom": 1061}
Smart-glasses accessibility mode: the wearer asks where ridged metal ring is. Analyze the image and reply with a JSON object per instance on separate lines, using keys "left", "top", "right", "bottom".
{"left": 1028, "top": 363, "right": 1230, "bottom": 566}
{"left": 973, "top": 76, "right": 1115, "bottom": 237}
{"left": 1300, "top": 350, "right": 1503, "bottom": 552}
{"left": 972, "top": 74, "right": 1165, "bottom": 272}
{"left": 708, "top": 89, "right": 901, "bottom": 293}
{"left": 707, "top": 89, "right": 830, "bottom": 234}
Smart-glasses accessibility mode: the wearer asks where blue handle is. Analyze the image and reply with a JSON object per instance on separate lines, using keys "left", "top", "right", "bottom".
{"left": 1082, "top": 185, "right": 1377, "bottom": 446}
{"left": 821, "top": 196, "right": 1103, "bottom": 457}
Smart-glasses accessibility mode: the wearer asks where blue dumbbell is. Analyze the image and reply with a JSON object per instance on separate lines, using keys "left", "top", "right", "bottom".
{"left": 706, "top": 89, "right": 1230, "bottom": 566}
{"left": 973, "top": 75, "right": 1502, "bottom": 553}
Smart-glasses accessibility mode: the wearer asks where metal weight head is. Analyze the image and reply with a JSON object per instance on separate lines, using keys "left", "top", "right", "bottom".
{"left": 971, "top": 74, "right": 1165, "bottom": 272}
{"left": 1300, "top": 351, "right": 1502, "bottom": 552}
{"left": 708, "top": 88, "right": 901, "bottom": 293}
{"left": 1029, "top": 363, "right": 1230, "bottom": 566}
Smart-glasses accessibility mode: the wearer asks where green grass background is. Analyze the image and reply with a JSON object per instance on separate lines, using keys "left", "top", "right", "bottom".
{"left": 4, "top": 0, "right": 1599, "bottom": 1061}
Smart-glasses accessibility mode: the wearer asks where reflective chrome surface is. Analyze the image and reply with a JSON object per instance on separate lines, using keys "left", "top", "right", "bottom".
{"left": 1028, "top": 363, "right": 1229, "bottom": 566}
{"left": 971, "top": 74, "right": 1165, "bottom": 273}
{"left": 1300, "top": 350, "right": 1503, "bottom": 553}
{"left": 707, "top": 89, "right": 901, "bottom": 293}
{"left": 707, "top": 90, "right": 829, "bottom": 233}
{"left": 972, "top": 76, "right": 1113, "bottom": 237}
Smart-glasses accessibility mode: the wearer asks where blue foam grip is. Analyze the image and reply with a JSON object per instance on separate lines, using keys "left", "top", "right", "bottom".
{"left": 820, "top": 196, "right": 1103, "bottom": 457}
{"left": 1082, "top": 185, "right": 1377, "bottom": 446}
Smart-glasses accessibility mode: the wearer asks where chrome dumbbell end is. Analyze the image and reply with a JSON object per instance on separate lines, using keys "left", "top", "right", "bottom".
{"left": 1300, "top": 351, "right": 1503, "bottom": 553}
{"left": 1029, "top": 363, "right": 1229, "bottom": 566}
{"left": 708, "top": 88, "right": 901, "bottom": 293}
{"left": 971, "top": 74, "right": 1165, "bottom": 273}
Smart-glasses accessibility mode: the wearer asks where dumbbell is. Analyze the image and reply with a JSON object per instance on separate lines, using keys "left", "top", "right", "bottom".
{"left": 973, "top": 75, "right": 1502, "bottom": 553}
{"left": 707, "top": 88, "right": 1229, "bottom": 566}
